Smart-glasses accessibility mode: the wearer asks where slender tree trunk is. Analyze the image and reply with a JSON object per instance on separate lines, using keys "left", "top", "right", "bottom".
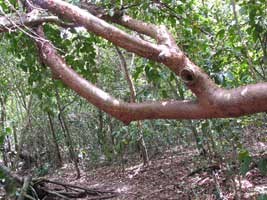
{"left": 13, "top": 125, "right": 18, "bottom": 152}
{"left": 6, "top": 136, "right": 14, "bottom": 168}
{"left": 231, "top": 0, "right": 258, "bottom": 80}
{"left": 43, "top": 125, "right": 52, "bottom": 166}
{"left": 108, "top": 118, "right": 116, "bottom": 159}
{"left": 97, "top": 110, "right": 114, "bottom": 162}
{"left": 0, "top": 96, "right": 8, "bottom": 166}
{"left": 115, "top": 47, "right": 149, "bottom": 165}
{"left": 16, "top": 95, "right": 33, "bottom": 167}
{"left": 55, "top": 88, "right": 80, "bottom": 179}
{"left": 97, "top": 109, "right": 104, "bottom": 146}
{"left": 188, "top": 121, "right": 206, "bottom": 155}
{"left": 168, "top": 78, "right": 206, "bottom": 155}
{"left": 47, "top": 112, "right": 62, "bottom": 167}
{"left": 12, "top": 124, "right": 18, "bottom": 169}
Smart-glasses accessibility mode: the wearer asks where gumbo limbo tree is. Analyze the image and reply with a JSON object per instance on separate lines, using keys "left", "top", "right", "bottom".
{"left": 0, "top": 0, "right": 267, "bottom": 124}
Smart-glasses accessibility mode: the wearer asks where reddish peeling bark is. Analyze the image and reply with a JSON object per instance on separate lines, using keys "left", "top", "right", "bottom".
{"left": 9, "top": 0, "right": 267, "bottom": 123}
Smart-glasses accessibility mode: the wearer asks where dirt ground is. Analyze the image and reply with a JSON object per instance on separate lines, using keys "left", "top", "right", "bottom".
{"left": 0, "top": 127, "right": 266, "bottom": 199}
{"left": 42, "top": 126, "right": 266, "bottom": 200}
{"left": 48, "top": 146, "right": 266, "bottom": 200}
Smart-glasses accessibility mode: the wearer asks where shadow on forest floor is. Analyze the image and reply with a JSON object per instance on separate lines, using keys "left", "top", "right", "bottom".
{"left": 45, "top": 128, "right": 266, "bottom": 200}
{"left": 1, "top": 127, "right": 266, "bottom": 199}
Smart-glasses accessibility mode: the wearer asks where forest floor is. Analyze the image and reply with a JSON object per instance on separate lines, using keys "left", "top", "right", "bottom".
{"left": 0, "top": 127, "right": 266, "bottom": 199}
{"left": 47, "top": 153, "right": 266, "bottom": 200}
{"left": 47, "top": 127, "right": 267, "bottom": 200}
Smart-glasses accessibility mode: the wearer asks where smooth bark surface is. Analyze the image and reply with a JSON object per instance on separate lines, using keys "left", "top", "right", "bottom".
{"left": 2, "top": 0, "right": 267, "bottom": 123}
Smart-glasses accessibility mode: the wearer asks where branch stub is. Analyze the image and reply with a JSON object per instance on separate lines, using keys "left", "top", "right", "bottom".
{"left": 180, "top": 67, "right": 197, "bottom": 85}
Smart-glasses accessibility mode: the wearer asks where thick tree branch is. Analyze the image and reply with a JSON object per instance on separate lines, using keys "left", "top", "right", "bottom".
{"left": 31, "top": 0, "right": 186, "bottom": 74}
{"left": 78, "top": 1, "right": 219, "bottom": 102}
{"left": 31, "top": 0, "right": 219, "bottom": 106}
{"left": 34, "top": 26, "right": 267, "bottom": 124}
{"left": 1, "top": 0, "right": 264, "bottom": 124}
{"left": 34, "top": 26, "right": 205, "bottom": 124}
{"left": 80, "top": 0, "right": 178, "bottom": 48}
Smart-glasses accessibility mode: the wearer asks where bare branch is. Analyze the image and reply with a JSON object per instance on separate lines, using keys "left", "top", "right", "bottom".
{"left": 31, "top": 0, "right": 186, "bottom": 74}
{"left": 0, "top": 9, "right": 75, "bottom": 33}
{"left": 115, "top": 47, "right": 136, "bottom": 103}
{"left": 34, "top": 25, "right": 267, "bottom": 124}
{"left": 0, "top": 0, "right": 262, "bottom": 124}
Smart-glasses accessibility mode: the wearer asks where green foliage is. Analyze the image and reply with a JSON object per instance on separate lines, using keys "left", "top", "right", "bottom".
{"left": 238, "top": 149, "right": 252, "bottom": 175}
{"left": 0, "top": 127, "right": 12, "bottom": 145}
{"left": 258, "top": 158, "right": 267, "bottom": 176}
{"left": 0, "top": 3, "right": 266, "bottom": 198}
{"left": 35, "top": 163, "right": 50, "bottom": 177}
{"left": 0, "top": 166, "right": 18, "bottom": 197}
{"left": 258, "top": 194, "right": 267, "bottom": 200}
{"left": 44, "top": 25, "right": 98, "bottom": 82}
{"left": 0, "top": 0, "right": 17, "bottom": 12}
{"left": 67, "top": 0, "right": 80, "bottom": 5}
{"left": 4, "top": 32, "right": 42, "bottom": 87}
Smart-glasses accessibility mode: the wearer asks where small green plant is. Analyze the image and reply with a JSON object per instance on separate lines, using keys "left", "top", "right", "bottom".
{"left": 35, "top": 163, "right": 50, "bottom": 177}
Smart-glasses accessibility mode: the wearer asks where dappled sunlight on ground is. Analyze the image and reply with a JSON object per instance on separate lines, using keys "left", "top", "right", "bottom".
{"left": 44, "top": 147, "right": 266, "bottom": 199}
{"left": 40, "top": 126, "right": 267, "bottom": 200}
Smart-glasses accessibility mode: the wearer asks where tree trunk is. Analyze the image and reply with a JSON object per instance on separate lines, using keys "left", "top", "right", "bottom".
{"left": 189, "top": 121, "right": 206, "bottom": 156}
{"left": 97, "top": 110, "right": 114, "bottom": 162}
{"left": 55, "top": 88, "right": 80, "bottom": 179}
{"left": 15, "top": 94, "right": 33, "bottom": 169}
{"left": 12, "top": 124, "right": 18, "bottom": 169}
{"left": 12, "top": 124, "right": 18, "bottom": 152}
{"left": 0, "top": 96, "right": 8, "bottom": 166}
{"left": 168, "top": 77, "right": 207, "bottom": 155}
{"left": 115, "top": 48, "right": 149, "bottom": 165}
{"left": 47, "top": 112, "right": 62, "bottom": 167}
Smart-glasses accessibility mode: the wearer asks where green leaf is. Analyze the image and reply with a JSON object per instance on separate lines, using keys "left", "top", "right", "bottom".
{"left": 133, "top": 66, "right": 144, "bottom": 80}
{"left": 216, "top": 29, "right": 225, "bottom": 39}
{"left": 257, "top": 158, "right": 267, "bottom": 176}
{"left": 0, "top": 128, "right": 9, "bottom": 145}
{"left": 257, "top": 194, "right": 267, "bottom": 200}
{"left": 161, "top": 90, "right": 168, "bottom": 98}
{"left": 5, "top": 127, "right": 12, "bottom": 134}
{"left": 238, "top": 150, "right": 252, "bottom": 175}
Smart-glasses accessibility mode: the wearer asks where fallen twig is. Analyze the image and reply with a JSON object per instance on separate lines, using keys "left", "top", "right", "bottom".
{"left": 33, "top": 178, "right": 118, "bottom": 199}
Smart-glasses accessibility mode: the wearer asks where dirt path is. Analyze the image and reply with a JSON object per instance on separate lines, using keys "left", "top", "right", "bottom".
{"left": 48, "top": 147, "right": 266, "bottom": 200}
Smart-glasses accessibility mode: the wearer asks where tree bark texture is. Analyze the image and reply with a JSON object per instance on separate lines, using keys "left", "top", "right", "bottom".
{"left": 1, "top": 0, "right": 267, "bottom": 123}
{"left": 47, "top": 112, "right": 62, "bottom": 167}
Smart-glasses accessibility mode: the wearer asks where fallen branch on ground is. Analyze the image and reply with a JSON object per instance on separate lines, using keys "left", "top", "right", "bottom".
{"left": 33, "top": 178, "right": 118, "bottom": 199}
{"left": 0, "top": 164, "right": 118, "bottom": 199}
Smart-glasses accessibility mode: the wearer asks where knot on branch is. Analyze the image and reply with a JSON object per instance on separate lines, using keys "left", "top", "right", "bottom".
{"left": 180, "top": 67, "right": 197, "bottom": 85}
{"left": 158, "top": 45, "right": 171, "bottom": 62}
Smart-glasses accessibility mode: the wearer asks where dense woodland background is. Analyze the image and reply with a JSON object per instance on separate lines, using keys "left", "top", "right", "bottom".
{"left": 0, "top": 0, "right": 266, "bottom": 199}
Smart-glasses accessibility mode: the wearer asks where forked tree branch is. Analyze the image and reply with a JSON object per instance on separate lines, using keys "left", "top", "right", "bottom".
{"left": 5, "top": 0, "right": 267, "bottom": 123}
{"left": 34, "top": 26, "right": 208, "bottom": 124}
